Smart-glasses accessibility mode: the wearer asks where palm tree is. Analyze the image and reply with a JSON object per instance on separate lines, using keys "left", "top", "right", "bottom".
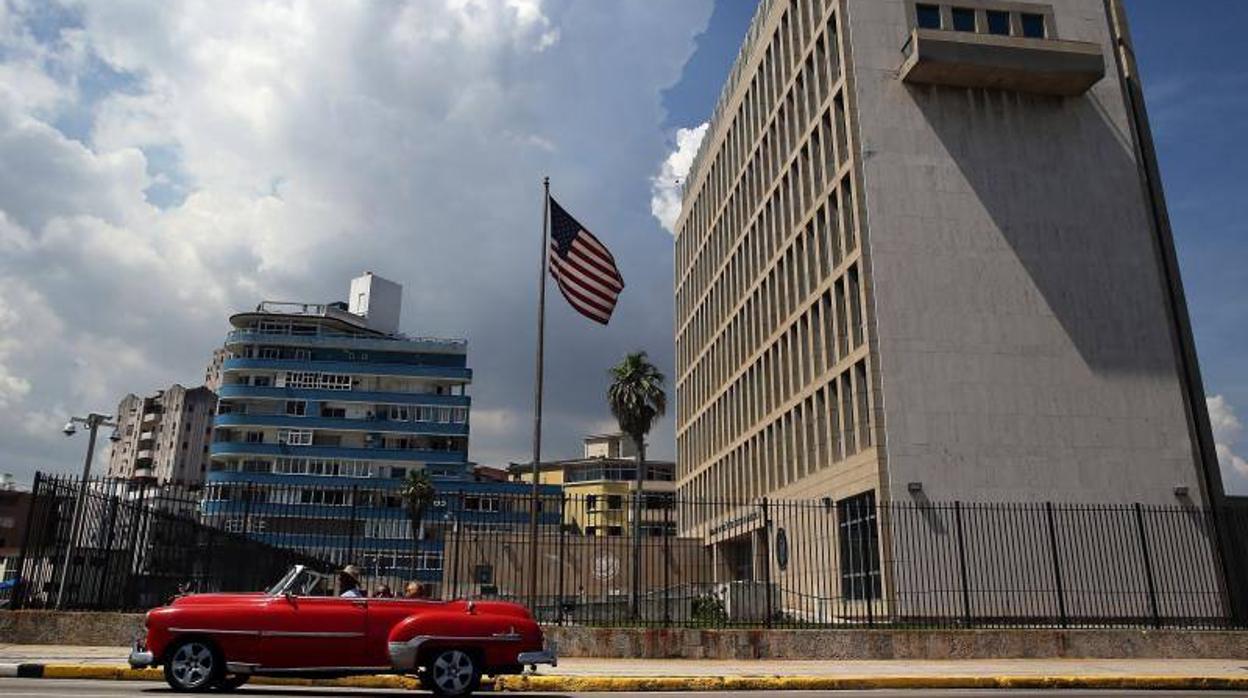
{"left": 398, "top": 470, "right": 436, "bottom": 581}
{"left": 607, "top": 351, "right": 667, "bottom": 619}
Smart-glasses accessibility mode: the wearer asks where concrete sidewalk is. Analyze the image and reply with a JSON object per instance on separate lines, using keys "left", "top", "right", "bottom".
{"left": 4, "top": 644, "right": 1248, "bottom": 690}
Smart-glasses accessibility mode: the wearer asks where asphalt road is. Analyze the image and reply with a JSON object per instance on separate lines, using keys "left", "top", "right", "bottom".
{"left": 2, "top": 679, "right": 1247, "bottom": 697}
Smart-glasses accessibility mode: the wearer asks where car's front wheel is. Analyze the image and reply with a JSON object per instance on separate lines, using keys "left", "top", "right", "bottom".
{"left": 164, "top": 639, "right": 222, "bottom": 692}
{"left": 424, "top": 648, "right": 481, "bottom": 697}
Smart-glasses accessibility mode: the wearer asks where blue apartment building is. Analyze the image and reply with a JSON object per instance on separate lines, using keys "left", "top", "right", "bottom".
{"left": 204, "top": 273, "right": 556, "bottom": 591}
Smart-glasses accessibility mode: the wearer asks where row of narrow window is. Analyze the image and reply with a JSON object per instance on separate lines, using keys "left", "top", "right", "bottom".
{"left": 676, "top": 0, "right": 841, "bottom": 327}
{"left": 675, "top": 13, "right": 854, "bottom": 413}
{"left": 681, "top": 358, "right": 873, "bottom": 519}
{"left": 677, "top": 166, "right": 859, "bottom": 428}
{"left": 678, "top": 263, "right": 867, "bottom": 482}
{"left": 915, "top": 3, "right": 1047, "bottom": 39}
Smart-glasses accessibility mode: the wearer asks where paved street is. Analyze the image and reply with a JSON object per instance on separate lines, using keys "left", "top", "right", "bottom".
{"left": 3, "top": 680, "right": 1248, "bottom": 697}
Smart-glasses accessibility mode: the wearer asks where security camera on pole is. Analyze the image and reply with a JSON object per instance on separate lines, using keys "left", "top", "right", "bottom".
{"left": 57, "top": 412, "right": 120, "bottom": 609}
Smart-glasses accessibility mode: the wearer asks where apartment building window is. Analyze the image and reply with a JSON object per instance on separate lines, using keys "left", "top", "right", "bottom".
{"left": 299, "top": 489, "right": 347, "bottom": 506}
{"left": 837, "top": 491, "right": 881, "bottom": 601}
{"left": 1020, "top": 12, "right": 1045, "bottom": 38}
{"left": 252, "top": 376, "right": 272, "bottom": 387}
{"left": 245, "top": 431, "right": 264, "bottom": 444}
{"left": 242, "top": 459, "right": 271, "bottom": 473}
{"left": 951, "top": 6, "right": 976, "bottom": 31}
{"left": 916, "top": 3, "right": 941, "bottom": 29}
{"left": 606, "top": 495, "right": 623, "bottom": 510}
{"left": 586, "top": 495, "right": 598, "bottom": 511}
{"left": 286, "top": 400, "right": 307, "bottom": 416}
{"left": 260, "top": 347, "right": 282, "bottom": 359}
{"left": 277, "top": 429, "right": 313, "bottom": 446}
{"left": 986, "top": 9, "right": 1010, "bottom": 35}
{"left": 463, "top": 496, "right": 500, "bottom": 513}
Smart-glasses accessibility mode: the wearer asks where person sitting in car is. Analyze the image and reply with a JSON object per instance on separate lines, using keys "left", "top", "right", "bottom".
{"left": 338, "top": 565, "right": 364, "bottom": 598}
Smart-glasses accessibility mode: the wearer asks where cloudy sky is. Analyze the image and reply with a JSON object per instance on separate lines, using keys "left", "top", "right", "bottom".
{"left": 0, "top": 0, "right": 1244, "bottom": 495}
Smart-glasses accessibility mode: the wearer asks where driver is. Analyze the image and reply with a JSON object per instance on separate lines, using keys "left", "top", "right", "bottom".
{"left": 338, "top": 565, "right": 364, "bottom": 598}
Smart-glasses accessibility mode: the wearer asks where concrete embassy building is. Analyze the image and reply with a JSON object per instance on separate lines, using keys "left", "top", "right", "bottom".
{"left": 673, "top": 0, "right": 1225, "bottom": 612}
{"left": 107, "top": 385, "right": 217, "bottom": 484}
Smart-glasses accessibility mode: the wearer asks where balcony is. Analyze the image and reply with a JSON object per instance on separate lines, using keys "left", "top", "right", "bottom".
{"left": 136, "top": 450, "right": 154, "bottom": 461}
{"left": 900, "top": 28, "right": 1105, "bottom": 96}
{"left": 225, "top": 329, "right": 466, "bottom": 356}
{"left": 213, "top": 412, "right": 469, "bottom": 436}
{"left": 209, "top": 441, "right": 468, "bottom": 464}
{"left": 222, "top": 358, "right": 472, "bottom": 381}
{"left": 217, "top": 384, "right": 471, "bottom": 406}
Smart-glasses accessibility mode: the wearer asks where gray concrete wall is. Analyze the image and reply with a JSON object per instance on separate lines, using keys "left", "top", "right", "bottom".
{"left": 845, "top": 0, "right": 1201, "bottom": 506}
{"left": 5, "top": 610, "right": 1248, "bottom": 659}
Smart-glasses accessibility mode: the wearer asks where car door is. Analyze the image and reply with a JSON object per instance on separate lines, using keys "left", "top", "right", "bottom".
{"left": 259, "top": 594, "right": 372, "bottom": 670}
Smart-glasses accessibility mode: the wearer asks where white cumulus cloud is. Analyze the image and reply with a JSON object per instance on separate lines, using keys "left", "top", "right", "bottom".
{"left": 0, "top": 0, "right": 714, "bottom": 482}
{"left": 650, "top": 121, "right": 707, "bottom": 235}
{"left": 1209, "top": 395, "right": 1248, "bottom": 479}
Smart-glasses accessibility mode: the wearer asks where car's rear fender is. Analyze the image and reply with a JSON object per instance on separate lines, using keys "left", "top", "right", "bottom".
{"left": 387, "top": 606, "right": 543, "bottom": 672}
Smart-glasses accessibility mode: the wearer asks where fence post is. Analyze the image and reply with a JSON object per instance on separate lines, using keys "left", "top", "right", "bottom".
{"left": 346, "top": 485, "right": 359, "bottom": 567}
{"left": 761, "top": 497, "right": 773, "bottom": 628}
{"left": 11, "top": 472, "right": 42, "bottom": 609}
{"left": 94, "top": 486, "right": 120, "bottom": 609}
{"left": 1134, "top": 503, "right": 1161, "bottom": 628}
{"left": 1044, "top": 502, "right": 1068, "bottom": 627}
{"left": 241, "top": 483, "right": 255, "bottom": 589}
{"left": 953, "top": 500, "right": 973, "bottom": 626}
{"left": 557, "top": 494, "right": 567, "bottom": 625}
{"left": 663, "top": 496, "right": 672, "bottom": 626}
{"left": 865, "top": 499, "right": 875, "bottom": 628}
{"left": 451, "top": 491, "right": 462, "bottom": 599}
{"left": 122, "top": 484, "right": 146, "bottom": 609}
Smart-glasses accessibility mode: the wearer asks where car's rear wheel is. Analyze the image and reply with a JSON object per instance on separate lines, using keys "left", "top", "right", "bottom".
{"left": 213, "top": 674, "right": 249, "bottom": 691}
{"left": 164, "top": 639, "right": 222, "bottom": 692}
{"left": 425, "top": 648, "right": 480, "bottom": 697}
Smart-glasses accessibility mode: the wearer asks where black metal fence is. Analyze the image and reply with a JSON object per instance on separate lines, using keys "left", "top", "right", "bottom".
{"left": 11, "top": 474, "right": 331, "bottom": 610}
{"left": 10, "top": 472, "right": 1243, "bottom": 629}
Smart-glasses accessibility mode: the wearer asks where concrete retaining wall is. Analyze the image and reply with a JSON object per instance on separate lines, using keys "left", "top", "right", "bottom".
{"left": 3, "top": 611, "right": 1247, "bottom": 659}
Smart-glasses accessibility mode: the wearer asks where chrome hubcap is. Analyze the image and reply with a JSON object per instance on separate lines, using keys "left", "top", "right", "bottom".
{"left": 170, "top": 642, "right": 214, "bottom": 689}
{"left": 432, "top": 650, "right": 474, "bottom": 694}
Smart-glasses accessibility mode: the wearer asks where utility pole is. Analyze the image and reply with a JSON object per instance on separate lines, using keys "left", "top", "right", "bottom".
{"left": 57, "top": 413, "right": 119, "bottom": 609}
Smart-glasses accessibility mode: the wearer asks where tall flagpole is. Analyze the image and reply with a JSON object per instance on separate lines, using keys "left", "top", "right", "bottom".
{"left": 528, "top": 176, "right": 550, "bottom": 611}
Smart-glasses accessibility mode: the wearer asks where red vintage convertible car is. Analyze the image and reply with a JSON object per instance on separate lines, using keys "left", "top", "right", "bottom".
{"left": 128, "top": 565, "right": 556, "bottom": 695}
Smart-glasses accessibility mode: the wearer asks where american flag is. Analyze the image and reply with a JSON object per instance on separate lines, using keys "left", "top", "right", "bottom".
{"left": 548, "top": 197, "right": 625, "bottom": 324}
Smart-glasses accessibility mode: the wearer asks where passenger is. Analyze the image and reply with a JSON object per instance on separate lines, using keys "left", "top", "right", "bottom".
{"left": 375, "top": 584, "right": 394, "bottom": 598}
{"left": 338, "top": 565, "right": 364, "bottom": 598}
{"left": 404, "top": 581, "right": 430, "bottom": 599}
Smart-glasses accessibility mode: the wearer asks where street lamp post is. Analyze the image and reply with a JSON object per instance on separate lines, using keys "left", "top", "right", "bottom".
{"left": 57, "top": 413, "right": 120, "bottom": 609}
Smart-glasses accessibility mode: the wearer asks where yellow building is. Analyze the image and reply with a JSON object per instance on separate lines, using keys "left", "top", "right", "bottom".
{"left": 510, "top": 434, "right": 676, "bottom": 536}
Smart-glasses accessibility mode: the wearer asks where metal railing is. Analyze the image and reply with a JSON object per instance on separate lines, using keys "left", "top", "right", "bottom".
{"left": 9, "top": 472, "right": 1242, "bottom": 629}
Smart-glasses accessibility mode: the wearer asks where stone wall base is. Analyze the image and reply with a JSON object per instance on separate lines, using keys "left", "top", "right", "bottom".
{"left": 4, "top": 611, "right": 1246, "bottom": 659}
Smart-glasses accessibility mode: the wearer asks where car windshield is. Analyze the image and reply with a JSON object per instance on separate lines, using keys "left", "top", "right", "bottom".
{"left": 266, "top": 565, "right": 335, "bottom": 597}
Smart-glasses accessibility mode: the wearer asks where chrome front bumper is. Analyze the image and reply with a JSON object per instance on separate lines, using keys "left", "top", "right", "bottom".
{"left": 518, "top": 641, "right": 557, "bottom": 667}
{"left": 128, "top": 642, "right": 156, "bottom": 669}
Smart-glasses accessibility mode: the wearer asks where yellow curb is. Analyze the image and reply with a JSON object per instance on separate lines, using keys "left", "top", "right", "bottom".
{"left": 33, "top": 666, "right": 1248, "bottom": 691}
{"left": 41, "top": 666, "right": 163, "bottom": 681}
{"left": 493, "top": 674, "right": 1248, "bottom": 692}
